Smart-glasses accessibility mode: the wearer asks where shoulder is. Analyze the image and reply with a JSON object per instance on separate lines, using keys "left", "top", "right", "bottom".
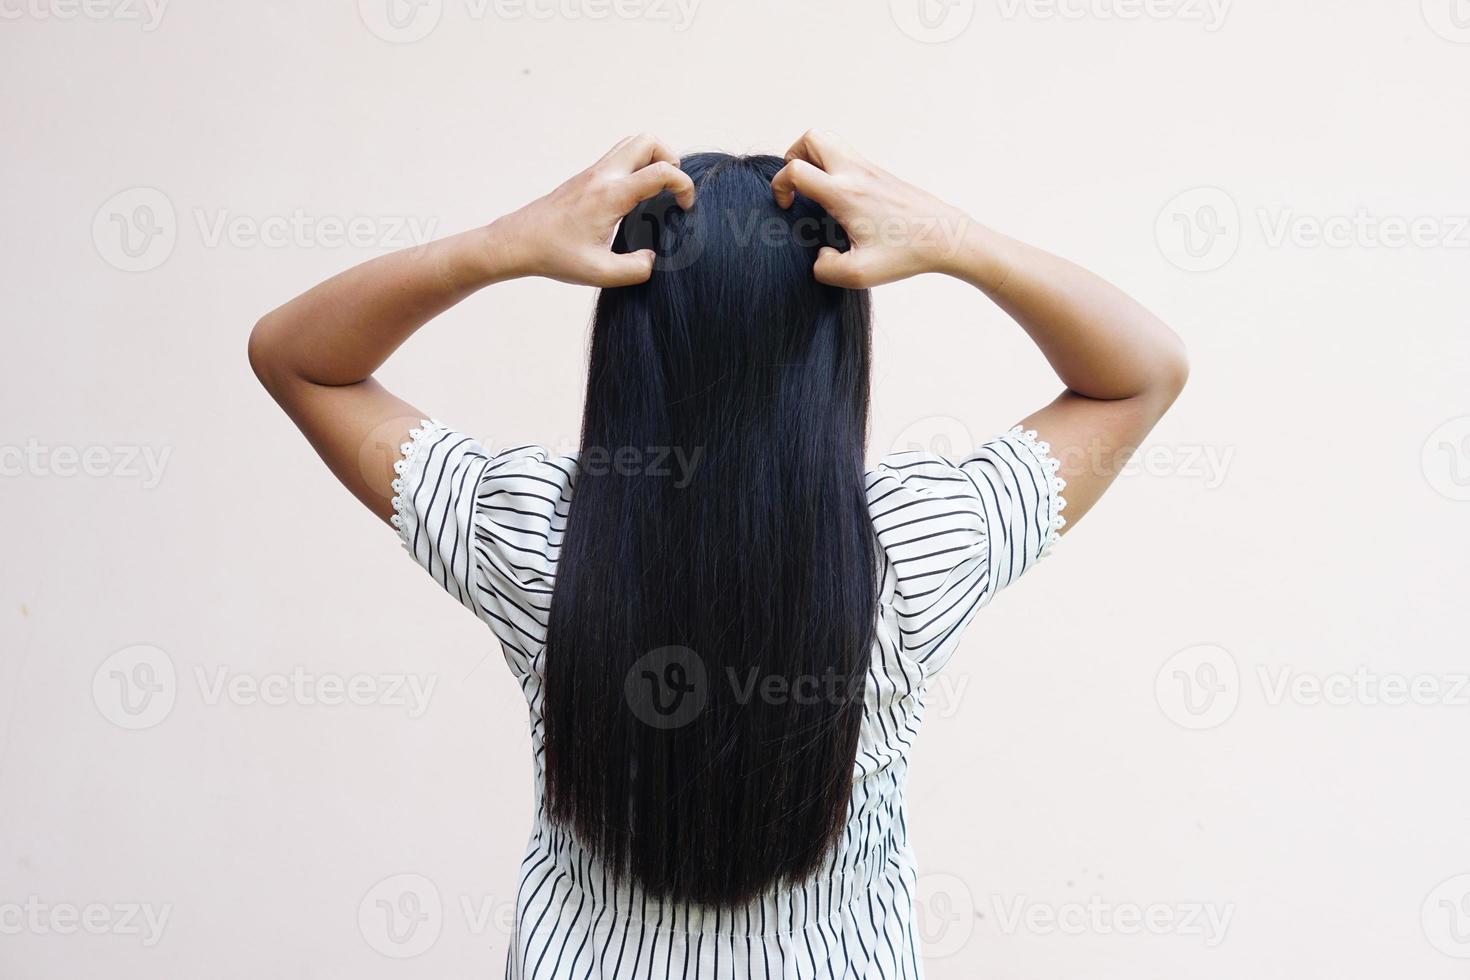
{"left": 866, "top": 450, "right": 990, "bottom": 564}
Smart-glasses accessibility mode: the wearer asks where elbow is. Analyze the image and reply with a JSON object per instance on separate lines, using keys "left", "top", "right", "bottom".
{"left": 1151, "top": 335, "right": 1190, "bottom": 410}
{"left": 1162, "top": 338, "right": 1190, "bottom": 398}
{"left": 247, "top": 313, "right": 288, "bottom": 397}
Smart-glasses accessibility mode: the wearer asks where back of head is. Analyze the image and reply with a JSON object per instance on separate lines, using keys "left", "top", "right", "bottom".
{"left": 543, "top": 152, "right": 878, "bottom": 906}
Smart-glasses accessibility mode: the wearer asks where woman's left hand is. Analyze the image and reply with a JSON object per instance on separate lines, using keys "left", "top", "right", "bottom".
{"left": 491, "top": 133, "right": 697, "bottom": 287}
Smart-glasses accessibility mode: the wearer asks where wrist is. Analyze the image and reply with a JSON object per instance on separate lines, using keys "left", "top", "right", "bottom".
{"left": 938, "top": 220, "right": 1013, "bottom": 292}
{"left": 470, "top": 215, "right": 537, "bottom": 285}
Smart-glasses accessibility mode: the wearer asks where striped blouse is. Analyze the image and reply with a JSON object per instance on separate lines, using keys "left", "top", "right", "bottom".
{"left": 391, "top": 422, "right": 1066, "bottom": 979}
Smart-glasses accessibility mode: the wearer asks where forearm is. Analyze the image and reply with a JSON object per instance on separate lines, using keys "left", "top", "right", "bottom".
{"left": 943, "top": 224, "right": 1189, "bottom": 403}
{"left": 248, "top": 224, "right": 517, "bottom": 390}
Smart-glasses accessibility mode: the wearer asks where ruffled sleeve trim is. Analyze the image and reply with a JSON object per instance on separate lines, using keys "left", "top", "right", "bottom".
{"left": 1006, "top": 425, "right": 1068, "bottom": 558}
{"left": 389, "top": 418, "right": 445, "bottom": 551}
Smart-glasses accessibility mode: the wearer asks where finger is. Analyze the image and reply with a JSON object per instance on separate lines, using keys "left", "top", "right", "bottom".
{"left": 770, "top": 158, "right": 838, "bottom": 210}
{"left": 813, "top": 245, "right": 870, "bottom": 289}
{"left": 602, "top": 133, "right": 680, "bottom": 174}
{"left": 595, "top": 249, "right": 656, "bottom": 287}
{"left": 622, "top": 160, "right": 696, "bottom": 210}
{"left": 783, "top": 128, "right": 851, "bottom": 170}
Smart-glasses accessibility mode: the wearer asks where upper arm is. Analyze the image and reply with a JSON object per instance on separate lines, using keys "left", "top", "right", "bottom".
{"left": 876, "top": 428, "right": 1066, "bottom": 674}
{"left": 249, "top": 323, "right": 422, "bottom": 525}
{"left": 1017, "top": 379, "right": 1186, "bottom": 533}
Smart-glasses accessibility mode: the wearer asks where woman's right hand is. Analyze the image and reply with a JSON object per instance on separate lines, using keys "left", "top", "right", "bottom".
{"left": 770, "top": 130, "right": 976, "bottom": 289}
{"left": 492, "top": 133, "right": 696, "bottom": 288}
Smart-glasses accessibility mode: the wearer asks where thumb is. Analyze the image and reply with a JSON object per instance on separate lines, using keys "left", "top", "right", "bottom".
{"left": 597, "top": 248, "right": 656, "bottom": 287}
{"left": 813, "top": 245, "right": 867, "bottom": 288}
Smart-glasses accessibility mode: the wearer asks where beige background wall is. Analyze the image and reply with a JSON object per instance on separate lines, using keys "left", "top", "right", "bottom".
{"left": 3, "top": 1, "right": 1469, "bottom": 977}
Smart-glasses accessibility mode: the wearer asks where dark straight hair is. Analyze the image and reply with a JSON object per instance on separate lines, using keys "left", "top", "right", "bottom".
{"left": 542, "top": 153, "right": 878, "bottom": 906}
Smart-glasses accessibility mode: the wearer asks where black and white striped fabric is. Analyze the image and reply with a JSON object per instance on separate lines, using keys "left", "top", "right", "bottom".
{"left": 391, "top": 422, "right": 1065, "bottom": 978}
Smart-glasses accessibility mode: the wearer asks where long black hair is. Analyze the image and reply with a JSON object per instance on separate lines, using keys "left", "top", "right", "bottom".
{"left": 542, "top": 153, "right": 877, "bottom": 906}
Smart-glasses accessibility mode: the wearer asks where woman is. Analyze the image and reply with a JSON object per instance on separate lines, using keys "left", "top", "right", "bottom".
{"left": 249, "top": 131, "right": 1188, "bottom": 978}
